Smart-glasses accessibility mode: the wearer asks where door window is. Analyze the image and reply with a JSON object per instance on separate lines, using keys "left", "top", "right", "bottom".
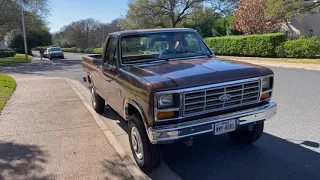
{"left": 105, "top": 37, "right": 117, "bottom": 65}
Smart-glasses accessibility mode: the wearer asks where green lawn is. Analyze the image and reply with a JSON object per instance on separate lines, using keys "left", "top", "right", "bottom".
{"left": 0, "top": 53, "right": 33, "bottom": 66}
{"left": 0, "top": 74, "right": 16, "bottom": 113}
{"left": 217, "top": 56, "right": 320, "bottom": 64}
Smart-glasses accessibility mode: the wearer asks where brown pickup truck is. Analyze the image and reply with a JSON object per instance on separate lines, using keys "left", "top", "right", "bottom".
{"left": 82, "top": 28, "right": 277, "bottom": 171}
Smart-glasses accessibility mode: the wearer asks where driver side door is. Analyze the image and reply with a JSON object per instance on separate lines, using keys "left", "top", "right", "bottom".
{"left": 102, "top": 36, "right": 122, "bottom": 113}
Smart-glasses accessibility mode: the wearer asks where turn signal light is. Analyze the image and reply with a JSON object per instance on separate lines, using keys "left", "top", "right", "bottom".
{"left": 261, "top": 92, "right": 271, "bottom": 99}
{"left": 157, "top": 111, "right": 175, "bottom": 120}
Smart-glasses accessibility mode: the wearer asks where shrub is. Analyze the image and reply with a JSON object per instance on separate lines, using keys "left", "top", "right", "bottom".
{"left": 92, "top": 48, "right": 103, "bottom": 54}
{"left": 275, "top": 43, "right": 286, "bottom": 58}
{"left": 284, "top": 37, "right": 320, "bottom": 58}
{"left": 205, "top": 33, "right": 285, "bottom": 57}
{"left": 0, "top": 49, "right": 16, "bottom": 58}
{"left": 61, "top": 47, "right": 102, "bottom": 54}
{"left": 61, "top": 47, "right": 77, "bottom": 52}
{"left": 84, "top": 48, "right": 93, "bottom": 53}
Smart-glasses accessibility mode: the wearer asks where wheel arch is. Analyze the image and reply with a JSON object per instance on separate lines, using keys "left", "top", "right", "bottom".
{"left": 124, "top": 98, "right": 147, "bottom": 124}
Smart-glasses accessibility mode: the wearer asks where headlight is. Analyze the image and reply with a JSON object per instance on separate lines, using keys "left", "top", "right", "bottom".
{"left": 158, "top": 94, "right": 173, "bottom": 108}
{"left": 262, "top": 77, "right": 271, "bottom": 91}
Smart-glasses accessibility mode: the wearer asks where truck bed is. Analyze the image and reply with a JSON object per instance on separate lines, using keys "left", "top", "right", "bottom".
{"left": 82, "top": 54, "right": 102, "bottom": 73}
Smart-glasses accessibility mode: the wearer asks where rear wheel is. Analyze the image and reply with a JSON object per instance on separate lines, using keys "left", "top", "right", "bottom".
{"left": 128, "top": 114, "right": 160, "bottom": 172}
{"left": 90, "top": 85, "right": 105, "bottom": 114}
{"left": 228, "top": 122, "right": 264, "bottom": 144}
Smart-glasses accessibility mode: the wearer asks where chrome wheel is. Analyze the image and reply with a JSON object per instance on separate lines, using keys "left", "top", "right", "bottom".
{"left": 131, "top": 126, "right": 144, "bottom": 160}
{"left": 90, "top": 86, "right": 96, "bottom": 108}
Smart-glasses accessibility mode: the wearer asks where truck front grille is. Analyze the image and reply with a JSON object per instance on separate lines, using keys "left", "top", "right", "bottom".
{"left": 183, "top": 80, "right": 260, "bottom": 116}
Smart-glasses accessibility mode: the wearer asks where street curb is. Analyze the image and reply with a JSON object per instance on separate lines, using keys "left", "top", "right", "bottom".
{"left": 226, "top": 59, "right": 320, "bottom": 71}
{"left": 64, "top": 78, "right": 150, "bottom": 180}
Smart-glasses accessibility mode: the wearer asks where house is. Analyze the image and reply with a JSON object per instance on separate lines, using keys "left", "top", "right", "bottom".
{"left": 281, "top": 1, "right": 320, "bottom": 39}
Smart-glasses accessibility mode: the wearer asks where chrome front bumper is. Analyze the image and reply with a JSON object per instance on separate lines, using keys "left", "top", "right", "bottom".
{"left": 148, "top": 102, "right": 277, "bottom": 144}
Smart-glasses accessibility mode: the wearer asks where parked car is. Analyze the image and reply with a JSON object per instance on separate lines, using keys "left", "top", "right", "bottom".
{"left": 82, "top": 28, "right": 277, "bottom": 171}
{"left": 44, "top": 47, "right": 64, "bottom": 59}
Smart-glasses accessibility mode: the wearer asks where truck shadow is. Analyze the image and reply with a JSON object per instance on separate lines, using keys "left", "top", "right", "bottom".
{"left": 161, "top": 133, "right": 320, "bottom": 180}
{"left": 101, "top": 108, "right": 320, "bottom": 180}
{"left": 0, "top": 141, "right": 56, "bottom": 180}
{"left": 102, "top": 106, "right": 128, "bottom": 132}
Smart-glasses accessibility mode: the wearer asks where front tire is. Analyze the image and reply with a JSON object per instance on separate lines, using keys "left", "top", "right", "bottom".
{"left": 90, "top": 85, "right": 105, "bottom": 114}
{"left": 228, "top": 122, "right": 264, "bottom": 144}
{"left": 128, "top": 114, "right": 160, "bottom": 172}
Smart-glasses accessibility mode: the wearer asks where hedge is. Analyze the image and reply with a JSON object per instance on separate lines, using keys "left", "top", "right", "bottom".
{"left": 0, "top": 49, "right": 16, "bottom": 58}
{"left": 61, "top": 47, "right": 103, "bottom": 54}
{"left": 283, "top": 37, "right": 320, "bottom": 58}
{"left": 205, "top": 33, "right": 286, "bottom": 57}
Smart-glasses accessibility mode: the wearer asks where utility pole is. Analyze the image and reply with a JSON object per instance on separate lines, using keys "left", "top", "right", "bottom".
{"left": 20, "top": 0, "right": 28, "bottom": 61}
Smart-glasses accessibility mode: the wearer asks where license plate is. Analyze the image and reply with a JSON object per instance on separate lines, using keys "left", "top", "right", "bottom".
{"left": 214, "top": 120, "right": 236, "bottom": 135}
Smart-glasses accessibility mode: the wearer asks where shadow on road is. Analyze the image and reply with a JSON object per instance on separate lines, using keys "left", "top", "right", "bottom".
{"left": 101, "top": 159, "right": 133, "bottom": 180}
{"left": 102, "top": 106, "right": 128, "bottom": 133}
{"left": 161, "top": 133, "right": 320, "bottom": 180}
{"left": 101, "top": 109, "right": 319, "bottom": 180}
{"left": 0, "top": 141, "right": 56, "bottom": 180}
{"left": 0, "top": 59, "right": 81, "bottom": 74}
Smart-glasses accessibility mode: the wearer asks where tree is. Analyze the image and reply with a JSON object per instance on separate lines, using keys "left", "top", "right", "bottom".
{"left": 265, "top": 0, "right": 320, "bottom": 22}
{"left": 233, "top": 0, "right": 283, "bottom": 34}
{"left": 61, "top": 18, "right": 121, "bottom": 49}
{"left": 211, "top": 0, "right": 239, "bottom": 16}
{"left": 212, "top": 15, "right": 242, "bottom": 36}
{"left": 93, "top": 23, "right": 121, "bottom": 46}
{"left": 182, "top": 7, "right": 221, "bottom": 37}
{"left": 122, "top": 0, "right": 205, "bottom": 29}
{"left": 0, "top": 0, "right": 50, "bottom": 40}
{"left": 7, "top": 27, "right": 52, "bottom": 55}
{"left": 64, "top": 18, "right": 100, "bottom": 49}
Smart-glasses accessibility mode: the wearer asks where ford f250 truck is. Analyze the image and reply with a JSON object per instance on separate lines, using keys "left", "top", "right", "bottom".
{"left": 82, "top": 28, "right": 277, "bottom": 171}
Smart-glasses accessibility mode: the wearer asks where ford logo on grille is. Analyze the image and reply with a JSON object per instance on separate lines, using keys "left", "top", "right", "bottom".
{"left": 219, "top": 94, "right": 232, "bottom": 101}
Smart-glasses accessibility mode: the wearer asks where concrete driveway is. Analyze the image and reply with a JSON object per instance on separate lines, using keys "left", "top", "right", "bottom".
{"left": 2, "top": 52, "right": 320, "bottom": 180}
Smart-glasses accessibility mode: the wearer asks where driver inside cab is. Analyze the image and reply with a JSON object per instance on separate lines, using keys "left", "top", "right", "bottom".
{"left": 160, "top": 33, "right": 187, "bottom": 56}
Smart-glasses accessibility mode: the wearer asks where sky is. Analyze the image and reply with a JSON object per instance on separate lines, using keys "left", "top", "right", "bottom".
{"left": 48, "top": 0, "right": 129, "bottom": 33}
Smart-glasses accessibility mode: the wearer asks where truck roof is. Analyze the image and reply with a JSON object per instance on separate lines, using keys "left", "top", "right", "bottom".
{"left": 108, "top": 28, "right": 196, "bottom": 36}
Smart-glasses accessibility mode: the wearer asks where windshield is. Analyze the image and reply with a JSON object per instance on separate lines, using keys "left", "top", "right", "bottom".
{"left": 121, "top": 32, "right": 211, "bottom": 64}
{"left": 49, "top": 47, "right": 61, "bottom": 51}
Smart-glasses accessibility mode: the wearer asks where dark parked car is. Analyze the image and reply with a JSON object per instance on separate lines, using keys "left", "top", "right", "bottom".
{"left": 44, "top": 47, "right": 64, "bottom": 59}
{"left": 82, "top": 28, "right": 277, "bottom": 171}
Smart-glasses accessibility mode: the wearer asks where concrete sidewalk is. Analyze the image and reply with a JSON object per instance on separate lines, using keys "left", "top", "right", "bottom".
{"left": 0, "top": 76, "right": 133, "bottom": 180}
{"left": 67, "top": 78, "right": 181, "bottom": 180}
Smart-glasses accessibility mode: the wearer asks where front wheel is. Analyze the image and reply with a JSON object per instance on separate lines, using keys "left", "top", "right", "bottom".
{"left": 128, "top": 114, "right": 160, "bottom": 172}
{"left": 228, "top": 122, "right": 264, "bottom": 144}
{"left": 90, "top": 85, "right": 105, "bottom": 114}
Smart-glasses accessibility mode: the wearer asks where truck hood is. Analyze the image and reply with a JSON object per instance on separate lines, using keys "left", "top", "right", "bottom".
{"left": 124, "top": 57, "right": 273, "bottom": 91}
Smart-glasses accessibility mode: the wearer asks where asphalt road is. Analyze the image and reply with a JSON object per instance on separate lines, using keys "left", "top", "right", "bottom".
{"left": 3, "top": 52, "right": 320, "bottom": 180}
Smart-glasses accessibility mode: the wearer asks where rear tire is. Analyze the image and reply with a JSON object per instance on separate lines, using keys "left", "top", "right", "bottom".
{"left": 228, "top": 122, "right": 264, "bottom": 144}
{"left": 90, "top": 85, "right": 105, "bottom": 114}
{"left": 128, "top": 114, "right": 161, "bottom": 172}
